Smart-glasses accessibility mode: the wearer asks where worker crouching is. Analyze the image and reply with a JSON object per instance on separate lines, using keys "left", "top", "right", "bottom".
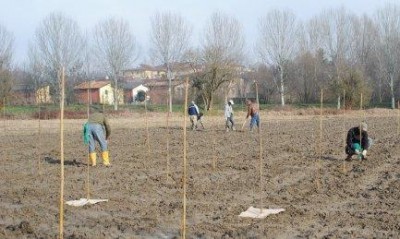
{"left": 84, "top": 106, "right": 111, "bottom": 166}
{"left": 345, "top": 122, "right": 372, "bottom": 161}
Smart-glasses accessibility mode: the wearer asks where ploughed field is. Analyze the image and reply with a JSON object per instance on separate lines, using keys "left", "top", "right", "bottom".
{"left": 1, "top": 110, "right": 399, "bottom": 238}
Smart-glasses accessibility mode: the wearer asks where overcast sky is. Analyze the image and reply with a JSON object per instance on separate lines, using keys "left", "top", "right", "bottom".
{"left": 0, "top": 0, "right": 393, "bottom": 66}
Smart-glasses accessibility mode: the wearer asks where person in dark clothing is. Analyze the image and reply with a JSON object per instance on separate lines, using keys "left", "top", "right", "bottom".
{"left": 345, "top": 122, "right": 371, "bottom": 161}
{"left": 188, "top": 101, "right": 199, "bottom": 130}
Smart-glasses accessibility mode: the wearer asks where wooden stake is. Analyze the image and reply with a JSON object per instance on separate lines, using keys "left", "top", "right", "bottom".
{"left": 343, "top": 89, "right": 346, "bottom": 110}
{"left": 145, "top": 95, "right": 150, "bottom": 154}
{"left": 59, "top": 67, "right": 65, "bottom": 239}
{"left": 397, "top": 101, "right": 400, "bottom": 136}
{"left": 3, "top": 97, "right": 6, "bottom": 163}
{"left": 37, "top": 103, "right": 42, "bottom": 174}
{"left": 317, "top": 89, "right": 323, "bottom": 190}
{"left": 86, "top": 80, "right": 91, "bottom": 200}
{"left": 255, "top": 81, "right": 259, "bottom": 109}
{"left": 166, "top": 106, "right": 171, "bottom": 180}
{"left": 359, "top": 93, "right": 363, "bottom": 161}
{"left": 213, "top": 138, "right": 216, "bottom": 170}
{"left": 181, "top": 77, "right": 189, "bottom": 239}
{"left": 257, "top": 91, "right": 264, "bottom": 213}
{"left": 342, "top": 89, "right": 347, "bottom": 173}
{"left": 2, "top": 97, "right": 5, "bottom": 130}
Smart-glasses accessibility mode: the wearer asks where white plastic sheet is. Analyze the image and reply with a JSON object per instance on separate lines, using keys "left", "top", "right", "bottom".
{"left": 65, "top": 198, "right": 108, "bottom": 207}
{"left": 239, "top": 206, "right": 285, "bottom": 219}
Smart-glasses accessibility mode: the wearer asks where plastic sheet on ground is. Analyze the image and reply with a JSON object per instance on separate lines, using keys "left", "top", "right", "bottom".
{"left": 239, "top": 206, "right": 285, "bottom": 219}
{"left": 65, "top": 198, "right": 108, "bottom": 207}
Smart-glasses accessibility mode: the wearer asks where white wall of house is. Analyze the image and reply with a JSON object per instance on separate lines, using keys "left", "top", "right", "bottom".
{"left": 99, "top": 84, "right": 114, "bottom": 105}
{"left": 100, "top": 85, "right": 124, "bottom": 105}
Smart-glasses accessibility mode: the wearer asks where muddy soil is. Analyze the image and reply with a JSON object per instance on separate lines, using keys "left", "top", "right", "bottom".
{"left": 0, "top": 111, "right": 399, "bottom": 238}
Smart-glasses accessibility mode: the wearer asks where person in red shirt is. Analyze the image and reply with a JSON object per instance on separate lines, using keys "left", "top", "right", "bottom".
{"left": 245, "top": 99, "right": 260, "bottom": 132}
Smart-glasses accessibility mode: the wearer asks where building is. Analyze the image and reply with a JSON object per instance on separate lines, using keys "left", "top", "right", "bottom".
{"left": 74, "top": 80, "right": 123, "bottom": 105}
{"left": 122, "top": 64, "right": 166, "bottom": 80}
{"left": 122, "top": 81, "right": 149, "bottom": 104}
{"left": 144, "top": 79, "right": 185, "bottom": 104}
{"left": 10, "top": 84, "right": 51, "bottom": 105}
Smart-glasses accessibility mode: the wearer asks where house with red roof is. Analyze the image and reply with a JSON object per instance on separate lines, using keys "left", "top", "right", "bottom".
{"left": 74, "top": 80, "right": 123, "bottom": 105}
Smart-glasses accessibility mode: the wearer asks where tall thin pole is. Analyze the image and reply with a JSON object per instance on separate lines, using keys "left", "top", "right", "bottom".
{"left": 86, "top": 81, "right": 91, "bottom": 200}
{"left": 167, "top": 64, "right": 172, "bottom": 113}
{"left": 2, "top": 97, "right": 5, "bottom": 130}
{"left": 359, "top": 93, "right": 363, "bottom": 160}
{"left": 59, "top": 67, "right": 65, "bottom": 239}
{"left": 255, "top": 81, "right": 259, "bottom": 109}
{"left": 181, "top": 77, "right": 189, "bottom": 239}
{"left": 166, "top": 99, "right": 171, "bottom": 179}
{"left": 342, "top": 91, "right": 347, "bottom": 174}
{"left": 213, "top": 138, "right": 217, "bottom": 170}
{"left": 3, "top": 97, "right": 6, "bottom": 164}
{"left": 397, "top": 101, "right": 399, "bottom": 136}
{"left": 317, "top": 89, "right": 323, "bottom": 190}
{"left": 37, "top": 101, "right": 42, "bottom": 174}
{"left": 145, "top": 95, "right": 150, "bottom": 154}
{"left": 343, "top": 90, "right": 346, "bottom": 110}
{"left": 257, "top": 83, "right": 264, "bottom": 213}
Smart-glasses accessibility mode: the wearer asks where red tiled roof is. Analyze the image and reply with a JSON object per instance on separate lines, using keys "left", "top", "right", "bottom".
{"left": 74, "top": 81, "right": 110, "bottom": 90}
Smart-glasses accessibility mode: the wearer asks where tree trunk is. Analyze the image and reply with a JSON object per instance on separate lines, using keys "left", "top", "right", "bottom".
{"left": 280, "top": 67, "right": 285, "bottom": 106}
{"left": 336, "top": 64, "right": 341, "bottom": 110}
{"left": 378, "top": 77, "right": 382, "bottom": 103}
{"left": 167, "top": 64, "right": 172, "bottom": 113}
{"left": 390, "top": 73, "right": 395, "bottom": 109}
{"left": 113, "top": 77, "right": 118, "bottom": 111}
{"left": 206, "top": 94, "right": 213, "bottom": 111}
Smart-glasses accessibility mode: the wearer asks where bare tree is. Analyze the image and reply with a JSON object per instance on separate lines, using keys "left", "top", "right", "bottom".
{"left": 297, "top": 19, "right": 322, "bottom": 103}
{"left": 351, "top": 15, "right": 378, "bottom": 68}
{"left": 29, "top": 12, "right": 84, "bottom": 101}
{"left": 196, "top": 12, "right": 244, "bottom": 110}
{"left": 0, "top": 24, "right": 14, "bottom": 101}
{"left": 93, "top": 17, "right": 139, "bottom": 110}
{"left": 317, "top": 7, "right": 356, "bottom": 109}
{"left": 374, "top": 3, "right": 400, "bottom": 109}
{"left": 149, "top": 11, "right": 192, "bottom": 112}
{"left": 0, "top": 24, "right": 14, "bottom": 69}
{"left": 257, "top": 9, "right": 298, "bottom": 106}
{"left": 296, "top": 16, "right": 338, "bottom": 104}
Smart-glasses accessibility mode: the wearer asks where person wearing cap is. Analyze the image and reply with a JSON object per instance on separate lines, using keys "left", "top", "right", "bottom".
{"left": 345, "top": 122, "right": 371, "bottom": 161}
{"left": 224, "top": 99, "right": 235, "bottom": 132}
{"left": 84, "top": 105, "right": 111, "bottom": 166}
{"left": 188, "top": 101, "right": 200, "bottom": 130}
{"left": 245, "top": 99, "right": 260, "bottom": 132}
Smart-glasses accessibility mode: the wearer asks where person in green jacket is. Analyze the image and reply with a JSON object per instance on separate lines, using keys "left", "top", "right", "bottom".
{"left": 84, "top": 105, "right": 111, "bottom": 166}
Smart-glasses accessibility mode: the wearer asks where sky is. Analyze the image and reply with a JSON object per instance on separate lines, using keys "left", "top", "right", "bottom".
{"left": 0, "top": 0, "right": 393, "bottom": 67}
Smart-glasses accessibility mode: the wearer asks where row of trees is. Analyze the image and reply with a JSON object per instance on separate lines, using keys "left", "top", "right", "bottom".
{"left": 1, "top": 3, "right": 400, "bottom": 110}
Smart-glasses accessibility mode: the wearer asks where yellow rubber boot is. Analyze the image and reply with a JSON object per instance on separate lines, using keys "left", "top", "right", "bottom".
{"left": 89, "top": 152, "right": 97, "bottom": 166}
{"left": 102, "top": 151, "right": 110, "bottom": 166}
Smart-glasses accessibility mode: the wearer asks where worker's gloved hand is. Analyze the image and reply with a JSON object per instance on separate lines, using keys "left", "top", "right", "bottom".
{"left": 355, "top": 149, "right": 361, "bottom": 154}
{"left": 362, "top": 150, "right": 367, "bottom": 157}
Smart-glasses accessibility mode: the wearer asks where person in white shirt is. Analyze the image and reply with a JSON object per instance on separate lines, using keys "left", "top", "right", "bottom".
{"left": 224, "top": 100, "right": 235, "bottom": 132}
